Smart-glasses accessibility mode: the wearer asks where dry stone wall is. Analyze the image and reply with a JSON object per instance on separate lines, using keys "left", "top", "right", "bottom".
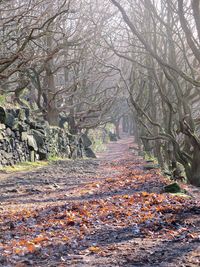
{"left": 0, "top": 107, "right": 95, "bottom": 167}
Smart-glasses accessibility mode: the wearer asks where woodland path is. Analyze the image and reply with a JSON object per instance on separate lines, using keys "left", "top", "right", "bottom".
{"left": 0, "top": 136, "right": 199, "bottom": 266}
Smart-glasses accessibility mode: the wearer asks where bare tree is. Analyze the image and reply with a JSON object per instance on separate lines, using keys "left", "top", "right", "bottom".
{"left": 108, "top": 0, "right": 200, "bottom": 186}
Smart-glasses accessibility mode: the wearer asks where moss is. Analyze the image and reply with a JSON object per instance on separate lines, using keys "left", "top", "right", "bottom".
{"left": 164, "top": 182, "right": 182, "bottom": 193}
{"left": 144, "top": 152, "right": 158, "bottom": 164}
{"left": 0, "top": 95, "right": 6, "bottom": 106}
{"left": 92, "top": 138, "right": 107, "bottom": 152}
{"left": 0, "top": 93, "right": 20, "bottom": 109}
{"left": 88, "top": 128, "right": 107, "bottom": 152}
{"left": 171, "top": 192, "right": 191, "bottom": 198}
{"left": 19, "top": 99, "right": 31, "bottom": 109}
{"left": 105, "top": 123, "right": 115, "bottom": 133}
{"left": 88, "top": 123, "right": 116, "bottom": 152}
{"left": 0, "top": 161, "right": 49, "bottom": 173}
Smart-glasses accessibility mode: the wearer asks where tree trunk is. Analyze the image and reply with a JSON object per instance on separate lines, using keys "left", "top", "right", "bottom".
{"left": 45, "top": 107, "right": 59, "bottom": 126}
{"left": 44, "top": 31, "right": 59, "bottom": 126}
{"left": 189, "top": 147, "right": 200, "bottom": 186}
{"left": 114, "top": 119, "right": 120, "bottom": 139}
{"left": 68, "top": 114, "right": 78, "bottom": 135}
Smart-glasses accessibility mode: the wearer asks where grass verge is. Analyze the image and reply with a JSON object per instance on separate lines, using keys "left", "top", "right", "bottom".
{"left": 0, "top": 161, "right": 49, "bottom": 173}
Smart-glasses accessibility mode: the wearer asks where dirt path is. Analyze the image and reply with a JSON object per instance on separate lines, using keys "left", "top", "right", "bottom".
{"left": 0, "top": 137, "right": 136, "bottom": 210}
{"left": 0, "top": 137, "right": 199, "bottom": 266}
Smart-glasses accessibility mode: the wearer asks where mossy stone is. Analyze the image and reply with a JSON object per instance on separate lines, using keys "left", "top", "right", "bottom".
{"left": 143, "top": 164, "right": 159, "bottom": 170}
{"left": 146, "top": 159, "right": 154, "bottom": 163}
{"left": 164, "top": 182, "right": 182, "bottom": 193}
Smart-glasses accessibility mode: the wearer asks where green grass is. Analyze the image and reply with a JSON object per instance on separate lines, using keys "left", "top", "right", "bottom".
{"left": 0, "top": 161, "right": 49, "bottom": 173}
{"left": 0, "top": 155, "right": 72, "bottom": 173}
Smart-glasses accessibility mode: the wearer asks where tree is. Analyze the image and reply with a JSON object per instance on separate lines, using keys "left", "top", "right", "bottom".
{"left": 0, "top": 0, "right": 127, "bottom": 132}
{"left": 109, "top": 0, "right": 200, "bottom": 186}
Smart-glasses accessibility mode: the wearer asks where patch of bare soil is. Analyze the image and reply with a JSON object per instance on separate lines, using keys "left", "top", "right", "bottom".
{"left": 0, "top": 137, "right": 199, "bottom": 266}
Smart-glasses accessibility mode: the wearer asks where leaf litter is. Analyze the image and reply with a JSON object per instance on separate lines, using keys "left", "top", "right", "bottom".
{"left": 0, "top": 137, "right": 199, "bottom": 266}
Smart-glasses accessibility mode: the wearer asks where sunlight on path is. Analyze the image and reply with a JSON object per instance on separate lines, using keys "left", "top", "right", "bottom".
{"left": 97, "top": 135, "right": 137, "bottom": 161}
{"left": 0, "top": 135, "right": 199, "bottom": 267}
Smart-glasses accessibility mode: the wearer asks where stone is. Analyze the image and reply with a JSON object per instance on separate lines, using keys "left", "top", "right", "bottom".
{"left": 0, "top": 107, "right": 6, "bottom": 124}
{"left": 4, "top": 153, "right": 12, "bottom": 159}
{"left": 80, "top": 134, "right": 92, "bottom": 148}
{"left": 31, "top": 129, "right": 45, "bottom": 147}
{"left": 28, "top": 119, "right": 36, "bottom": 129}
{"left": 146, "top": 159, "right": 154, "bottom": 163}
{"left": 7, "top": 188, "right": 19, "bottom": 193}
{"left": 38, "top": 149, "right": 48, "bottom": 160}
{"left": 25, "top": 188, "right": 41, "bottom": 193}
{"left": 6, "top": 144, "right": 12, "bottom": 153}
{"left": 11, "top": 121, "right": 20, "bottom": 131}
{"left": 63, "top": 122, "right": 69, "bottom": 130}
{"left": 30, "top": 150, "right": 35, "bottom": 162}
{"left": 143, "top": 164, "right": 159, "bottom": 170}
{"left": 23, "top": 108, "right": 30, "bottom": 119}
{"left": 59, "top": 115, "right": 69, "bottom": 128}
{"left": 6, "top": 127, "right": 12, "bottom": 136}
{"left": 31, "top": 129, "right": 48, "bottom": 159}
{"left": 2, "top": 159, "right": 7, "bottom": 165}
{"left": 40, "top": 120, "right": 49, "bottom": 129}
{"left": 0, "top": 132, "right": 4, "bottom": 140}
{"left": 21, "top": 132, "right": 28, "bottom": 141}
{"left": 35, "top": 153, "right": 40, "bottom": 160}
{"left": 7, "top": 108, "right": 19, "bottom": 118}
{"left": 68, "top": 133, "right": 76, "bottom": 143}
{"left": 138, "top": 151, "right": 145, "bottom": 157}
{"left": 18, "top": 109, "right": 26, "bottom": 121}
{"left": 0, "top": 123, "right": 6, "bottom": 130}
{"left": 163, "top": 171, "right": 172, "bottom": 177}
{"left": 109, "top": 131, "right": 117, "bottom": 141}
{"left": 164, "top": 183, "right": 182, "bottom": 193}
{"left": 18, "top": 122, "right": 28, "bottom": 132}
{"left": 15, "top": 131, "right": 20, "bottom": 138}
{"left": 10, "top": 141, "right": 15, "bottom": 149}
{"left": 5, "top": 112, "right": 16, "bottom": 128}
{"left": 36, "top": 128, "right": 46, "bottom": 135}
{"left": 172, "top": 162, "right": 186, "bottom": 180}
{"left": 27, "top": 135, "right": 38, "bottom": 151}
{"left": 0, "top": 107, "right": 94, "bottom": 167}
{"left": 84, "top": 147, "right": 96, "bottom": 158}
